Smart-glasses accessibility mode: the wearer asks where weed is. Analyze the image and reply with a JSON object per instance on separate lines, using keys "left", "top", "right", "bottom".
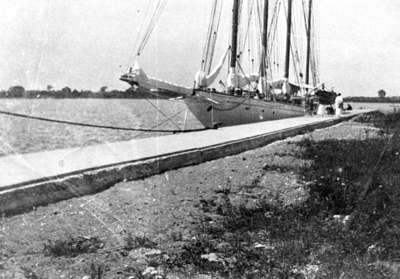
{"left": 20, "top": 266, "right": 40, "bottom": 279}
{"left": 88, "top": 261, "right": 106, "bottom": 279}
{"left": 123, "top": 233, "right": 158, "bottom": 251}
{"left": 43, "top": 236, "right": 104, "bottom": 257}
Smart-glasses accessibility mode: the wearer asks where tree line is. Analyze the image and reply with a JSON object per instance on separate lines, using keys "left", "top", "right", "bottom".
{"left": 0, "top": 85, "right": 164, "bottom": 99}
{"left": 1, "top": 85, "right": 399, "bottom": 103}
{"left": 345, "top": 89, "right": 399, "bottom": 103}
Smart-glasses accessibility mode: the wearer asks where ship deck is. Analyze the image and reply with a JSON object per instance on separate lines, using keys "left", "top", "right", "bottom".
{"left": 0, "top": 110, "right": 373, "bottom": 215}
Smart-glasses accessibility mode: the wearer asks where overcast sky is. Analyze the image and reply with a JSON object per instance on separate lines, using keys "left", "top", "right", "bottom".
{"left": 0, "top": 0, "right": 399, "bottom": 96}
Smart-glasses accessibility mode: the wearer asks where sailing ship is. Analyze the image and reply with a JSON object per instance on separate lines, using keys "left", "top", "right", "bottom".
{"left": 120, "top": 0, "right": 332, "bottom": 128}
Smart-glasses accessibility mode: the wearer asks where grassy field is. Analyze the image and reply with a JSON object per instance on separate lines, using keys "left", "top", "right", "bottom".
{"left": 1, "top": 112, "right": 400, "bottom": 278}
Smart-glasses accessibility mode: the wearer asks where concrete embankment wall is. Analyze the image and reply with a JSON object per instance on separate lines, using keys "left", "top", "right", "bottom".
{"left": 0, "top": 112, "right": 371, "bottom": 216}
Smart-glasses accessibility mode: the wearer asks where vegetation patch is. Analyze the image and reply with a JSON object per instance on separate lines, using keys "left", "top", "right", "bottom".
{"left": 43, "top": 236, "right": 104, "bottom": 257}
{"left": 154, "top": 113, "right": 400, "bottom": 278}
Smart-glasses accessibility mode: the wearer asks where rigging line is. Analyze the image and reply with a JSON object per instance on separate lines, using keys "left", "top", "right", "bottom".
{"left": 247, "top": 0, "right": 253, "bottom": 71}
{"left": 142, "top": 0, "right": 167, "bottom": 50}
{"left": 0, "top": 109, "right": 210, "bottom": 133}
{"left": 136, "top": 90, "right": 182, "bottom": 130}
{"left": 267, "top": 0, "right": 280, "bottom": 77}
{"left": 131, "top": 0, "right": 153, "bottom": 63}
{"left": 255, "top": 1, "right": 263, "bottom": 73}
{"left": 267, "top": 0, "right": 280, "bottom": 43}
{"left": 136, "top": 0, "right": 167, "bottom": 56}
{"left": 292, "top": 15, "right": 303, "bottom": 81}
{"left": 236, "top": 60, "right": 257, "bottom": 91}
{"left": 253, "top": 0, "right": 262, "bottom": 72}
{"left": 132, "top": 109, "right": 186, "bottom": 137}
{"left": 256, "top": 0, "right": 263, "bottom": 34}
{"left": 202, "top": 0, "right": 218, "bottom": 71}
{"left": 136, "top": 1, "right": 162, "bottom": 55}
{"left": 301, "top": 0, "right": 309, "bottom": 33}
{"left": 145, "top": 0, "right": 167, "bottom": 40}
{"left": 290, "top": 46, "right": 301, "bottom": 86}
{"left": 312, "top": 12, "right": 320, "bottom": 84}
{"left": 211, "top": 96, "right": 249, "bottom": 111}
{"left": 238, "top": 0, "right": 255, "bottom": 57}
{"left": 289, "top": 5, "right": 302, "bottom": 71}
{"left": 206, "top": 3, "right": 219, "bottom": 72}
{"left": 255, "top": 0, "right": 263, "bottom": 59}
{"left": 264, "top": 0, "right": 273, "bottom": 78}
{"left": 237, "top": 0, "right": 249, "bottom": 55}
{"left": 282, "top": 0, "right": 301, "bottom": 85}
{"left": 206, "top": 0, "right": 223, "bottom": 74}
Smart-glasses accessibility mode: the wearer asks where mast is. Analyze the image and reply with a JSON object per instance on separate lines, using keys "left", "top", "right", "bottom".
{"left": 284, "top": 0, "right": 293, "bottom": 79}
{"left": 305, "top": 0, "right": 313, "bottom": 86}
{"left": 260, "top": 0, "right": 269, "bottom": 80}
{"left": 230, "top": 0, "right": 240, "bottom": 69}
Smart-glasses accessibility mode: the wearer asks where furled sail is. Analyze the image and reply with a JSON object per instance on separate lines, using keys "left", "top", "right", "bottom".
{"left": 227, "top": 68, "right": 259, "bottom": 90}
{"left": 194, "top": 48, "right": 229, "bottom": 89}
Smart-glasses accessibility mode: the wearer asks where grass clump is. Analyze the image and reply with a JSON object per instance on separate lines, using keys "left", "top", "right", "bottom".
{"left": 43, "top": 236, "right": 104, "bottom": 257}
{"left": 123, "top": 233, "right": 158, "bottom": 251}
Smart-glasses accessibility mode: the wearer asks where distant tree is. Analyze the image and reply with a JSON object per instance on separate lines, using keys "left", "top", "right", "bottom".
{"left": 47, "top": 85, "right": 53, "bottom": 91}
{"left": 378, "top": 89, "right": 386, "bottom": 98}
{"left": 61, "top": 86, "right": 71, "bottom": 94}
{"left": 71, "top": 89, "right": 80, "bottom": 98}
{"left": 8, "top": 85, "right": 25, "bottom": 97}
{"left": 100, "top": 86, "right": 108, "bottom": 93}
{"left": 59, "top": 86, "right": 72, "bottom": 98}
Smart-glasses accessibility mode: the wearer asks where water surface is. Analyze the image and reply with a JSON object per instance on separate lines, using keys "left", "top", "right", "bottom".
{"left": 0, "top": 99, "right": 202, "bottom": 157}
{"left": 0, "top": 99, "right": 397, "bottom": 157}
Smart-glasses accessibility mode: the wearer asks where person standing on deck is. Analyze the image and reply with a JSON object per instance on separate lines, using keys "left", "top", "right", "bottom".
{"left": 335, "top": 93, "right": 344, "bottom": 116}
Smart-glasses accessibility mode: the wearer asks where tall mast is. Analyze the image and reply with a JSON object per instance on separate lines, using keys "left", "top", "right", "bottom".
{"left": 260, "top": 0, "right": 269, "bottom": 79}
{"left": 230, "top": 0, "right": 240, "bottom": 69}
{"left": 284, "top": 0, "right": 293, "bottom": 79}
{"left": 305, "top": 0, "right": 313, "bottom": 86}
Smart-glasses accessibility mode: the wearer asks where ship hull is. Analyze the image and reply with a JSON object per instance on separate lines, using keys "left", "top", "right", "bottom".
{"left": 185, "top": 90, "right": 306, "bottom": 128}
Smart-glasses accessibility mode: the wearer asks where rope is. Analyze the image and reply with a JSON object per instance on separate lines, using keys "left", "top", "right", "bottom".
{"left": 133, "top": 109, "right": 192, "bottom": 137}
{"left": 206, "top": 0, "right": 223, "bottom": 74}
{"left": 135, "top": 0, "right": 167, "bottom": 57}
{"left": 268, "top": 0, "right": 281, "bottom": 79}
{"left": 212, "top": 97, "right": 249, "bottom": 112}
{"left": 239, "top": 0, "right": 255, "bottom": 55}
{"left": 0, "top": 109, "right": 211, "bottom": 133}
{"left": 136, "top": 91, "right": 182, "bottom": 130}
{"left": 130, "top": 1, "right": 153, "bottom": 64}
{"left": 236, "top": 60, "right": 257, "bottom": 91}
{"left": 301, "top": 0, "right": 309, "bottom": 34}
{"left": 201, "top": 0, "right": 218, "bottom": 71}
{"left": 311, "top": 11, "right": 320, "bottom": 85}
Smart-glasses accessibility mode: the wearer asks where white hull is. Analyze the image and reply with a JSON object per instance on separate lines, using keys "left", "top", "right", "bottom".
{"left": 185, "top": 90, "right": 305, "bottom": 128}
{"left": 120, "top": 70, "right": 307, "bottom": 128}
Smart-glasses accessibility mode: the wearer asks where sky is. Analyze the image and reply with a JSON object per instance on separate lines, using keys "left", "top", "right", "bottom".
{"left": 0, "top": 0, "right": 399, "bottom": 96}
